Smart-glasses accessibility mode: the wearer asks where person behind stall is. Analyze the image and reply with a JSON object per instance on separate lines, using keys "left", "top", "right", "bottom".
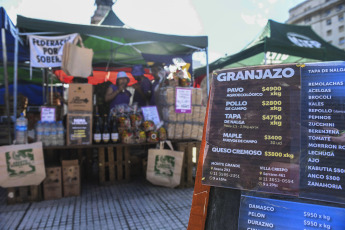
{"left": 105, "top": 71, "right": 131, "bottom": 110}
{"left": 150, "top": 62, "right": 166, "bottom": 105}
{"left": 131, "top": 65, "right": 152, "bottom": 107}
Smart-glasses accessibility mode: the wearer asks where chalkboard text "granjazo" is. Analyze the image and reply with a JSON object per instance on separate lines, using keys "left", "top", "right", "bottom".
{"left": 217, "top": 68, "right": 295, "bottom": 81}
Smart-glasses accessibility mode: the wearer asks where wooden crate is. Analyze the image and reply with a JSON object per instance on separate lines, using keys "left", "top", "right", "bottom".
{"left": 7, "top": 185, "right": 42, "bottom": 205}
{"left": 43, "top": 166, "right": 62, "bottom": 200}
{"left": 98, "top": 146, "right": 130, "bottom": 185}
{"left": 62, "top": 160, "right": 80, "bottom": 197}
{"left": 176, "top": 141, "right": 201, "bottom": 188}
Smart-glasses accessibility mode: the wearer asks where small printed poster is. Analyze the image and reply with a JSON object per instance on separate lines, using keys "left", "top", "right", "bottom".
{"left": 41, "top": 107, "right": 56, "bottom": 122}
{"left": 142, "top": 106, "right": 161, "bottom": 126}
{"left": 175, "top": 87, "right": 192, "bottom": 113}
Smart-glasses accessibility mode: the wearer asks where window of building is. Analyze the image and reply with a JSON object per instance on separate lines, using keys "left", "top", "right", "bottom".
{"left": 324, "top": 9, "right": 331, "bottom": 17}
{"left": 336, "top": 4, "right": 343, "bottom": 12}
{"left": 326, "top": 19, "right": 332, "bottom": 25}
{"left": 339, "top": 37, "right": 345, "bottom": 45}
{"left": 339, "top": 14, "right": 344, "bottom": 22}
{"left": 339, "top": 25, "right": 344, "bottom": 33}
{"left": 305, "top": 17, "right": 312, "bottom": 23}
{"left": 327, "top": 29, "right": 332, "bottom": 36}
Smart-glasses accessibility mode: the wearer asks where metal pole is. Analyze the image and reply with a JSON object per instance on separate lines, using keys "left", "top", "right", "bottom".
{"left": 13, "top": 28, "right": 19, "bottom": 139}
{"left": 206, "top": 47, "right": 210, "bottom": 96}
{"left": 2, "top": 28, "right": 12, "bottom": 144}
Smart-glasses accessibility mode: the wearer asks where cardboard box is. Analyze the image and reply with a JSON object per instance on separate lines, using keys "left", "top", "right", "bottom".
{"left": 68, "top": 84, "right": 93, "bottom": 112}
{"left": 43, "top": 166, "right": 62, "bottom": 200}
{"left": 62, "top": 160, "right": 80, "bottom": 197}
{"left": 67, "top": 113, "right": 92, "bottom": 145}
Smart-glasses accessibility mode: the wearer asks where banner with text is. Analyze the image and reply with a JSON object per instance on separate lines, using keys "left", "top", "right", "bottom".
{"left": 28, "top": 33, "right": 78, "bottom": 68}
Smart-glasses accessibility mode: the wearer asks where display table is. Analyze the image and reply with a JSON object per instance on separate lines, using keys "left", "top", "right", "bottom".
{"left": 42, "top": 140, "right": 201, "bottom": 186}
{"left": 43, "top": 142, "right": 158, "bottom": 185}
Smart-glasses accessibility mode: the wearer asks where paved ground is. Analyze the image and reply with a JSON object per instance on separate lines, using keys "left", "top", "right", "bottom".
{"left": 0, "top": 179, "right": 194, "bottom": 230}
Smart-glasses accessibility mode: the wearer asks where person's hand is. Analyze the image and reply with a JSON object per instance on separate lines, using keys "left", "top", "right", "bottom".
{"left": 118, "top": 84, "right": 126, "bottom": 92}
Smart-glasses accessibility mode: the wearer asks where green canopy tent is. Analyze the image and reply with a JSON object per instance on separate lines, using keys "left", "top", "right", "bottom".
{"left": 16, "top": 14, "right": 208, "bottom": 67}
{"left": 194, "top": 19, "right": 345, "bottom": 91}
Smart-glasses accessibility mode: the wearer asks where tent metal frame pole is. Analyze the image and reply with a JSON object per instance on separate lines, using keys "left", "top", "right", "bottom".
{"left": 206, "top": 47, "right": 210, "bottom": 96}
{"left": 14, "top": 28, "right": 19, "bottom": 139}
{"left": 2, "top": 28, "right": 12, "bottom": 144}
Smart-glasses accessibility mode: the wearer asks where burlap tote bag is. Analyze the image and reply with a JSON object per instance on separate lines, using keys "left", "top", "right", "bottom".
{"left": 0, "top": 142, "right": 46, "bottom": 188}
{"left": 146, "top": 141, "right": 184, "bottom": 188}
{"left": 62, "top": 35, "right": 93, "bottom": 78}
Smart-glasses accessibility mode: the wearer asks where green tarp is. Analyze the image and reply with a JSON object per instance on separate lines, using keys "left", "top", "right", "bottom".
{"left": 194, "top": 19, "right": 345, "bottom": 78}
{"left": 16, "top": 14, "right": 208, "bottom": 66}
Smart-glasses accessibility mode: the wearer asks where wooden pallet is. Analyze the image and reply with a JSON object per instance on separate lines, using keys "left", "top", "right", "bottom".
{"left": 176, "top": 141, "right": 201, "bottom": 188}
{"left": 7, "top": 185, "right": 42, "bottom": 205}
{"left": 98, "top": 146, "right": 130, "bottom": 185}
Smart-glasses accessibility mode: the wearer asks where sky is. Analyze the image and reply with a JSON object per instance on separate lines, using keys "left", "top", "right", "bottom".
{"left": 1, "top": 0, "right": 306, "bottom": 65}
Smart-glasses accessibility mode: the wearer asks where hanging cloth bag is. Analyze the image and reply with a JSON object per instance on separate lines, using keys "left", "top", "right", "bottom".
{"left": 146, "top": 141, "right": 184, "bottom": 188}
{"left": 62, "top": 35, "right": 93, "bottom": 78}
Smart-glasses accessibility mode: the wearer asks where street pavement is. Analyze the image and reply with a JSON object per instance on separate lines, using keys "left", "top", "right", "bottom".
{"left": 0, "top": 179, "right": 194, "bottom": 230}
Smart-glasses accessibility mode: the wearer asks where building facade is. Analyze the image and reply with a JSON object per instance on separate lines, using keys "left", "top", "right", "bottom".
{"left": 287, "top": 0, "right": 345, "bottom": 50}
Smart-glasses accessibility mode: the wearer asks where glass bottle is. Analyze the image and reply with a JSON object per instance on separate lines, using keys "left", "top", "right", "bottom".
{"left": 93, "top": 114, "right": 102, "bottom": 144}
{"left": 102, "top": 114, "right": 110, "bottom": 144}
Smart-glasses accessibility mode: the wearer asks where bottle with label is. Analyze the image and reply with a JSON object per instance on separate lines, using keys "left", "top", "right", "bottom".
{"left": 35, "top": 121, "right": 44, "bottom": 143}
{"left": 102, "top": 114, "right": 110, "bottom": 144}
{"left": 50, "top": 121, "right": 58, "bottom": 146}
{"left": 93, "top": 114, "right": 102, "bottom": 144}
{"left": 43, "top": 121, "right": 51, "bottom": 146}
{"left": 16, "top": 113, "right": 28, "bottom": 144}
{"left": 57, "top": 120, "right": 65, "bottom": 146}
{"left": 111, "top": 114, "right": 119, "bottom": 143}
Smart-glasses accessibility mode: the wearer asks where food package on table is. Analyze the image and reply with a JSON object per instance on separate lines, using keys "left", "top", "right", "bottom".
{"left": 162, "top": 105, "right": 176, "bottom": 122}
{"left": 192, "top": 106, "right": 201, "bottom": 122}
{"left": 142, "top": 120, "right": 155, "bottom": 132}
{"left": 130, "top": 113, "right": 143, "bottom": 129}
{"left": 197, "top": 123, "right": 204, "bottom": 141}
{"left": 158, "top": 127, "right": 167, "bottom": 141}
{"left": 183, "top": 123, "right": 192, "bottom": 139}
{"left": 199, "top": 106, "right": 207, "bottom": 123}
{"left": 174, "top": 122, "right": 183, "bottom": 139}
{"left": 134, "top": 129, "right": 146, "bottom": 144}
{"left": 176, "top": 112, "right": 185, "bottom": 122}
{"left": 147, "top": 130, "right": 159, "bottom": 143}
{"left": 117, "top": 114, "right": 131, "bottom": 129}
{"left": 165, "top": 122, "right": 175, "bottom": 139}
{"left": 121, "top": 129, "right": 135, "bottom": 144}
{"left": 192, "top": 88, "right": 203, "bottom": 105}
{"left": 191, "top": 123, "right": 199, "bottom": 140}
{"left": 184, "top": 110, "right": 192, "bottom": 122}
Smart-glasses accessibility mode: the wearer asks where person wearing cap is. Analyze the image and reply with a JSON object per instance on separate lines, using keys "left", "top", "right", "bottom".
{"left": 131, "top": 65, "right": 152, "bottom": 107}
{"left": 105, "top": 71, "right": 132, "bottom": 109}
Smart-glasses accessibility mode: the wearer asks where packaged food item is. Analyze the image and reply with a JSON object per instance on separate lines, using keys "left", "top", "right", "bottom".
{"left": 192, "top": 106, "right": 201, "bottom": 122}
{"left": 158, "top": 127, "right": 167, "bottom": 141}
{"left": 134, "top": 129, "right": 146, "bottom": 144}
{"left": 192, "top": 88, "right": 203, "bottom": 105}
{"left": 117, "top": 115, "right": 131, "bottom": 129}
{"left": 142, "top": 120, "right": 155, "bottom": 132}
{"left": 121, "top": 129, "right": 134, "bottom": 144}
{"left": 183, "top": 123, "right": 192, "bottom": 139}
{"left": 184, "top": 111, "right": 192, "bottom": 122}
{"left": 174, "top": 123, "right": 183, "bottom": 139}
{"left": 199, "top": 106, "right": 207, "bottom": 123}
{"left": 165, "top": 122, "right": 175, "bottom": 139}
{"left": 191, "top": 123, "right": 199, "bottom": 140}
{"left": 147, "top": 130, "right": 159, "bottom": 143}
{"left": 130, "top": 113, "right": 143, "bottom": 129}
{"left": 176, "top": 112, "right": 185, "bottom": 122}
